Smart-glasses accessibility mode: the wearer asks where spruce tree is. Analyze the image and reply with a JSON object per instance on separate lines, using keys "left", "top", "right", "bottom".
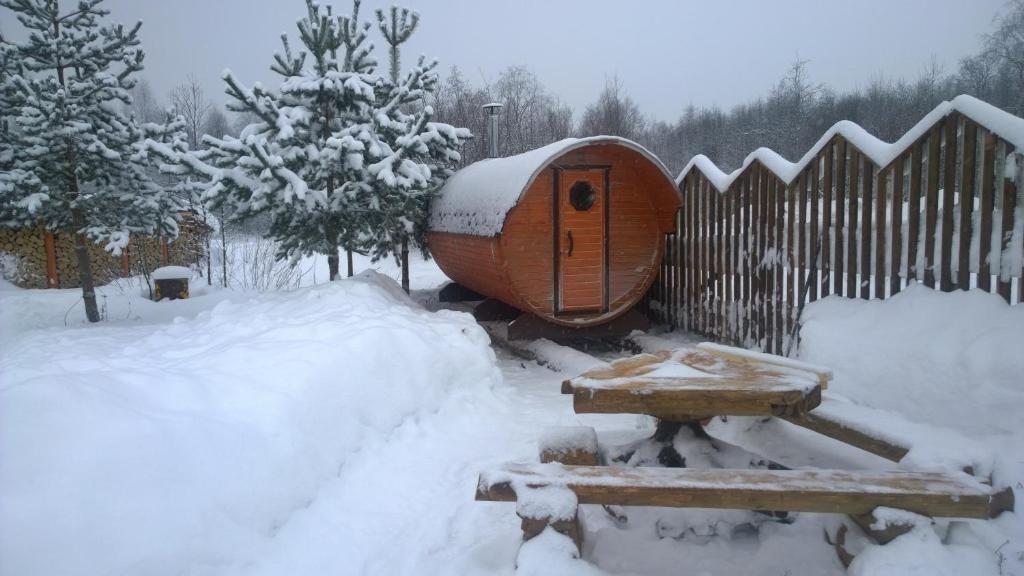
{"left": 0, "top": 0, "right": 181, "bottom": 322}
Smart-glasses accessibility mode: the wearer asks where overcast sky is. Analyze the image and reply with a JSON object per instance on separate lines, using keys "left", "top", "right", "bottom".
{"left": 3, "top": 0, "right": 1007, "bottom": 121}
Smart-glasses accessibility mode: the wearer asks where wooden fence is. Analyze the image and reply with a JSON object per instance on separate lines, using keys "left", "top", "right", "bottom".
{"left": 643, "top": 95, "right": 1024, "bottom": 356}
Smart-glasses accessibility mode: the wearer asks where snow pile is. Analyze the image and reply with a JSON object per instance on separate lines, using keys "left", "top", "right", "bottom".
{"left": 799, "top": 284, "right": 1024, "bottom": 435}
{"left": 0, "top": 271, "right": 501, "bottom": 576}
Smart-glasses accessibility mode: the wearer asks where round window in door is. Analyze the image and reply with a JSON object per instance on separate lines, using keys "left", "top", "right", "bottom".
{"left": 569, "top": 181, "right": 597, "bottom": 211}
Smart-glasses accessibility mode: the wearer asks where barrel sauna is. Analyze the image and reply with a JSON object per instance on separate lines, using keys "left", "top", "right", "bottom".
{"left": 429, "top": 136, "right": 681, "bottom": 329}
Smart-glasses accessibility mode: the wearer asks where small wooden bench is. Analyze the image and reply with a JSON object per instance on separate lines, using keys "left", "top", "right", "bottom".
{"left": 477, "top": 462, "right": 1008, "bottom": 520}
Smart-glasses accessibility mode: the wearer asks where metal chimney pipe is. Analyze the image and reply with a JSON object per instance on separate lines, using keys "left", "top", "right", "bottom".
{"left": 483, "top": 102, "right": 503, "bottom": 158}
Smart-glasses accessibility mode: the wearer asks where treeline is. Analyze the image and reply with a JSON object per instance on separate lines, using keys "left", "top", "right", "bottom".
{"left": 432, "top": 0, "right": 1024, "bottom": 174}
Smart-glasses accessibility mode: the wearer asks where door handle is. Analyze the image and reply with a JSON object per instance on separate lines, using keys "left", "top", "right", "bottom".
{"left": 567, "top": 230, "right": 574, "bottom": 257}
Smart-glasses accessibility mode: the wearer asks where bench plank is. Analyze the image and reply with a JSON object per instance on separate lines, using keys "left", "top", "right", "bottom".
{"left": 476, "top": 463, "right": 997, "bottom": 519}
{"left": 782, "top": 410, "right": 910, "bottom": 463}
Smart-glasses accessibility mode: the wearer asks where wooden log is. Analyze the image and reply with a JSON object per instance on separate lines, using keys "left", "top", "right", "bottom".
{"left": 476, "top": 463, "right": 999, "bottom": 519}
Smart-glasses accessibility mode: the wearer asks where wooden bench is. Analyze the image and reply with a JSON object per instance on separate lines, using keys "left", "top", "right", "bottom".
{"left": 477, "top": 462, "right": 1008, "bottom": 520}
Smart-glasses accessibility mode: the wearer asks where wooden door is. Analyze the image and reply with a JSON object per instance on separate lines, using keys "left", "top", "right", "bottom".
{"left": 557, "top": 169, "right": 607, "bottom": 313}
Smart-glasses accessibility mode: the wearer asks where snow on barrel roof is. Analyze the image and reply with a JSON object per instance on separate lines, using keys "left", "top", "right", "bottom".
{"left": 677, "top": 94, "right": 1024, "bottom": 192}
{"left": 430, "top": 136, "right": 674, "bottom": 236}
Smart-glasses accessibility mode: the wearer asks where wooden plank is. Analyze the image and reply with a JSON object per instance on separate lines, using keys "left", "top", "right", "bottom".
{"left": 891, "top": 161, "right": 904, "bottom": 295}
{"left": 908, "top": 143, "right": 923, "bottom": 282}
{"left": 845, "top": 147, "right": 858, "bottom": 297}
{"left": 539, "top": 426, "right": 600, "bottom": 466}
{"left": 782, "top": 410, "right": 909, "bottom": 462}
{"left": 477, "top": 463, "right": 997, "bottom": 519}
{"left": 861, "top": 160, "right": 874, "bottom": 299}
{"left": 959, "top": 121, "right": 978, "bottom": 290}
{"left": 787, "top": 177, "right": 797, "bottom": 340}
{"left": 821, "top": 142, "right": 834, "bottom": 297}
{"left": 941, "top": 116, "right": 959, "bottom": 291}
{"left": 775, "top": 175, "right": 785, "bottom": 354}
{"left": 876, "top": 163, "right": 888, "bottom": 299}
{"left": 798, "top": 172, "right": 809, "bottom": 315}
{"left": 757, "top": 166, "right": 768, "bottom": 347}
{"left": 711, "top": 187, "right": 720, "bottom": 339}
{"left": 835, "top": 140, "right": 848, "bottom": 298}
{"left": 742, "top": 172, "right": 752, "bottom": 344}
{"left": 925, "top": 125, "right": 941, "bottom": 288}
{"left": 766, "top": 176, "right": 776, "bottom": 353}
{"left": 810, "top": 158, "right": 820, "bottom": 301}
{"left": 725, "top": 189, "right": 734, "bottom": 344}
{"left": 676, "top": 208, "right": 684, "bottom": 329}
{"left": 999, "top": 147, "right": 1017, "bottom": 302}
{"left": 688, "top": 175, "right": 697, "bottom": 330}
{"left": 978, "top": 132, "right": 996, "bottom": 292}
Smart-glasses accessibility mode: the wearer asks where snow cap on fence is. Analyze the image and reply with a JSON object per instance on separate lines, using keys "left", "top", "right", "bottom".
{"left": 677, "top": 95, "right": 1024, "bottom": 192}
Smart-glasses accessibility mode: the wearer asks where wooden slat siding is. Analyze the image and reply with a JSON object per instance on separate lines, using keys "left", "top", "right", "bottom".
{"left": 861, "top": 160, "right": 874, "bottom": 299}
{"left": 940, "top": 116, "right": 959, "bottom": 292}
{"left": 875, "top": 164, "right": 887, "bottom": 299}
{"left": 765, "top": 176, "right": 776, "bottom": 353}
{"left": 891, "top": 160, "right": 905, "bottom": 295}
{"left": 846, "top": 147, "right": 858, "bottom": 297}
{"left": 908, "top": 143, "right": 923, "bottom": 282}
{"left": 742, "top": 171, "right": 753, "bottom": 344}
{"left": 716, "top": 186, "right": 724, "bottom": 339}
{"left": 959, "top": 121, "right": 978, "bottom": 290}
{"left": 685, "top": 175, "right": 694, "bottom": 330}
{"left": 787, "top": 175, "right": 798, "bottom": 340}
{"left": 978, "top": 132, "right": 996, "bottom": 292}
{"left": 999, "top": 145, "right": 1017, "bottom": 302}
{"left": 810, "top": 157, "right": 820, "bottom": 301}
{"left": 722, "top": 189, "right": 731, "bottom": 343}
{"left": 925, "top": 124, "right": 942, "bottom": 288}
{"left": 707, "top": 185, "right": 716, "bottom": 337}
{"left": 821, "top": 142, "right": 834, "bottom": 298}
{"left": 835, "top": 139, "right": 848, "bottom": 298}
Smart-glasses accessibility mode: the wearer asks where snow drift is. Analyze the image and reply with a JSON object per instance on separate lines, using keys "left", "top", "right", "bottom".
{"left": 0, "top": 272, "right": 501, "bottom": 576}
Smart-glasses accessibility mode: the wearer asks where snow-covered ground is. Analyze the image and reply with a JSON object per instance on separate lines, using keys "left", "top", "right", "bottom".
{"left": 1, "top": 256, "right": 1021, "bottom": 575}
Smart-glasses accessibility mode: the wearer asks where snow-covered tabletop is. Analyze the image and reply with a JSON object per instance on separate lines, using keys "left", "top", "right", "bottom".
{"left": 563, "top": 342, "right": 832, "bottom": 421}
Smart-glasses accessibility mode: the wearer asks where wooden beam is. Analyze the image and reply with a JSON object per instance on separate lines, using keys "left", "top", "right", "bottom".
{"left": 782, "top": 410, "right": 909, "bottom": 463}
{"left": 476, "top": 463, "right": 998, "bottom": 519}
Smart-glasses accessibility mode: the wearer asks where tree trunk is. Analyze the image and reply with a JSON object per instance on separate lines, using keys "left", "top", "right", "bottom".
{"left": 72, "top": 206, "right": 100, "bottom": 322}
{"left": 347, "top": 250, "right": 354, "bottom": 277}
{"left": 401, "top": 238, "right": 410, "bottom": 293}
{"left": 328, "top": 249, "right": 340, "bottom": 281}
{"left": 219, "top": 209, "right": 228, "bottom": 287}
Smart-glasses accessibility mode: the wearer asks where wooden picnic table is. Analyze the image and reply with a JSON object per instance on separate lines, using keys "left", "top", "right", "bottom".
{"left": 562, "top": 342, "right": 830, "bottom": 422}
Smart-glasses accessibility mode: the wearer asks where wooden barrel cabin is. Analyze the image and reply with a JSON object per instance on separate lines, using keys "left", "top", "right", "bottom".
{"left": 429, "top": 136, "right": 680, "bottom": 335}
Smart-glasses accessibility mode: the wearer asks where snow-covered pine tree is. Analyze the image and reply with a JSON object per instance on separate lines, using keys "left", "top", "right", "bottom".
{"left": 149, "top": 0, "right": 469, "bottom": 284}
{"left": 0, "top": 0, "right": 181, "bottom": 322}
{"left": 366, "top": 6, "right": 470, "bottom": 292}
{"left": 148, "top": 0, "right": 379, "bottom": 281}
